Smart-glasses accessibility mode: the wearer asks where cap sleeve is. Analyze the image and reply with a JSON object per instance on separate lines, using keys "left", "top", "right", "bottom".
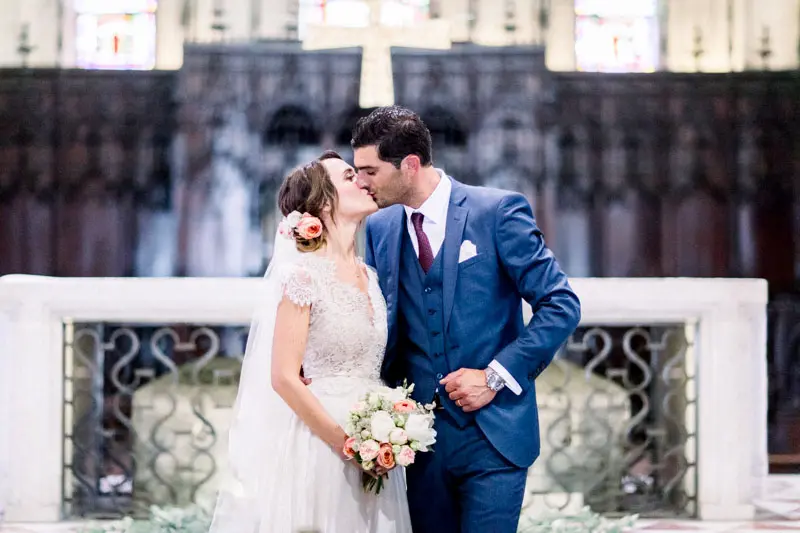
{"left": 279, "top": 262, "right": 317, "bottom": 307}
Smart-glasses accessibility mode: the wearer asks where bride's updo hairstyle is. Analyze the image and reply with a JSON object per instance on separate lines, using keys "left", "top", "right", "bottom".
{"left": 277, "top": 150, "right": 343, "bottom": 252}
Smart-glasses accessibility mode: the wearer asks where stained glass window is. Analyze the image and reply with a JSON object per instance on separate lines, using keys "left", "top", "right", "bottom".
{"left": 75, "top": 0, "right": 158, "bottom": 70}
{"left": 298, "top": 0, "right": 430, "bottom": 39}
{"left": 574, "top": 0, "right": 659, "bottom": 72}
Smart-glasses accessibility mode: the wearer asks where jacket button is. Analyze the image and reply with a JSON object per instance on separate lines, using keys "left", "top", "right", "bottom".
{"left": 424, "top": 287, "right": 432, "bottom": 294}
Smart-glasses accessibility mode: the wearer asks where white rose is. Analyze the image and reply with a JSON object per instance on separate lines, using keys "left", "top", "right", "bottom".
{"left": 389, "top": 428, "right": 408, "bottom": 445}
{"left": 370, "top": 410, "right": 396, "bottom": 442}
{"left": 381, "top": 386, "right": 407, "bottom": 403}
{"left": 405, "top": 413, "right": 436, "bottom": 450}
{"left": 285, "top": 211, "right": 302, "bottom": 227}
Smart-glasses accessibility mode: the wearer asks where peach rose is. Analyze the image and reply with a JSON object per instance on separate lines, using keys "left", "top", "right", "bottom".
{"left": 376, "top": 443, "right": 396, "bottom": 470}
{"left": 393, "top": 399, "right": 417, "bottom": 413}
{"left": 295, "top": 213, "right": 323, "bottom": 240}
{"left": 343, "top": 437, "right": 358, "bottom": 459}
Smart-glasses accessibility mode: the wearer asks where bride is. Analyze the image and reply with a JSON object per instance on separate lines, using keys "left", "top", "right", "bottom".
{"left": 209, "top": 151, "right": 412, "bottom": 532}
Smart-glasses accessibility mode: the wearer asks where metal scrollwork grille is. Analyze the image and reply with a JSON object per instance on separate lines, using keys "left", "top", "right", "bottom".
{"left": 524, "top": 324, "right": 697, "bottom": 518}
{"left": 63, "top": 322, "right": 248, "bottom": 518}
{"left": 63, "top": 321, "right": 697, "bottom": 519}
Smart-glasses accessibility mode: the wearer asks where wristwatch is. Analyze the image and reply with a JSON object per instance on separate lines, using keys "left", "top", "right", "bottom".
{"left": 485, "top": 367, "right": 506, "bottom": 392}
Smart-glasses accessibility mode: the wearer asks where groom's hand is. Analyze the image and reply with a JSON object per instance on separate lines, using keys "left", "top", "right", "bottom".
{"left": 440, "top": 369, "right": 496, "bottom": 413}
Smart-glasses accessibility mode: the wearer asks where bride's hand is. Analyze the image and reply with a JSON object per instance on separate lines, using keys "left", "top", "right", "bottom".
{"left": 332, "top": 434, "right": 359, "bottom": 463}
{"left": 334, "top": 440, "right": 353, "bottom": 462}
{"left": 333, "top": 437, "right": 381, "bottom": 478}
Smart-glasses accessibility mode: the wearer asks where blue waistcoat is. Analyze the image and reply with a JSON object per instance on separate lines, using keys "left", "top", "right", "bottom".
{"left": 398, "top": 227, "right": 469, "bottom": 425}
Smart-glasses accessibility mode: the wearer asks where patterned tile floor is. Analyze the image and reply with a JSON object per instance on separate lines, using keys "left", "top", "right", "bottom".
{"left": 633, "top": 475, "right": 800, "bottom": 532}
{"left": 2, "top": 476, "right": 799, "bottom": 532}
{"left": 633, "top": 523, "right": 800, "bottom": 532}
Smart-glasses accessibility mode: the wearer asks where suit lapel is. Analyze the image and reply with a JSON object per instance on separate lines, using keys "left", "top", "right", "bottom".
{"left": 442, "top": 180, "right": 468, "bottom": 334}
{"left": 383, "top": 207, "right": 405, "bottom": 351}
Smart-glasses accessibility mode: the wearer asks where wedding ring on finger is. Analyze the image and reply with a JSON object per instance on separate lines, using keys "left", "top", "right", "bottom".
{"left": 456, "top": 400, "right": 462, "bottom": 407}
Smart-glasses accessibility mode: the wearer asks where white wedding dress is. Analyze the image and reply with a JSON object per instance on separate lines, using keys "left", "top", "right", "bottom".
{"left": 210, "top": 251, "right": 412, "bottom": 533}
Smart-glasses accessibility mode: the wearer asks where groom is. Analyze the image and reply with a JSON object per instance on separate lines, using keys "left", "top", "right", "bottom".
{"left": 355, "top": 105, "right": 581, "bottom": 533}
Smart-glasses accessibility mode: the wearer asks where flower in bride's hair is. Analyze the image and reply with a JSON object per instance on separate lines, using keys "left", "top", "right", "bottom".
{"left": 295, "top": 213, "right": 323, "bottom": 240}
{"left": 278, "top": 211, "right": 302, "bottom": 239}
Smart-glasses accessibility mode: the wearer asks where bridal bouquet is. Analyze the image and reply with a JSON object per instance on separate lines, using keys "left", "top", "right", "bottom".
{"left": 343, "top": 381, "right": 436, "bottom": 494}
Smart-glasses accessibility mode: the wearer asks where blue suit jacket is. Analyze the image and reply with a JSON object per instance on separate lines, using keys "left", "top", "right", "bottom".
{"left": 365, "top": 178, "right": 581, "bottom": 468}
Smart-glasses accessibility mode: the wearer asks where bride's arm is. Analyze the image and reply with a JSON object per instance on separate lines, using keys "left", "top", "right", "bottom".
{"left": 270, "top": 295, "right": 348, "bottom": 456}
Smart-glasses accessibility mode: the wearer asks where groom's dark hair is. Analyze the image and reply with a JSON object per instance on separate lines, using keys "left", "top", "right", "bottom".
{"left": 351, "top": 105, "right": 433, "bottom": 169}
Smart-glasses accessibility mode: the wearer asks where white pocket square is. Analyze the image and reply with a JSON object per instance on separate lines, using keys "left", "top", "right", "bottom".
{"left": 458, "top": 240, "right": 478, "bottom": 263}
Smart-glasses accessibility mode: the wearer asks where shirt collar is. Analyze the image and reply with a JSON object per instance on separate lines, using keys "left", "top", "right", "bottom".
{"left": 403, "top": 170, "right": 451, "bottom": 224}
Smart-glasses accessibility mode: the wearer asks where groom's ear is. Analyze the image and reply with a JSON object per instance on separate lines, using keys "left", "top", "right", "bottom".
{"left": 401, "top": 155, "right": 421, "bottom": 174}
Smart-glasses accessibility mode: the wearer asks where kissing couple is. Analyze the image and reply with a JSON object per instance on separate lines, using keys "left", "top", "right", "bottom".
{"left": 209, "top": 105, "right": 581, "bottom": 533}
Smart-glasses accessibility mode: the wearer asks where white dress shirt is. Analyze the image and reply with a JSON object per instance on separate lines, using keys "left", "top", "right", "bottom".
{"left": 403, "top": 171, "right": 522, "bottom": 395}
{"left": 403, "top": 170, "right": 451, "bottom": 258}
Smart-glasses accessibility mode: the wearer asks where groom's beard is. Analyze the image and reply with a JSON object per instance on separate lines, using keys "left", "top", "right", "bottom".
{"left": 373, "top": 188, "right": 413, "bottom": 210}
{"left": 370, "top": 170, "right": 414, "bottom": 209}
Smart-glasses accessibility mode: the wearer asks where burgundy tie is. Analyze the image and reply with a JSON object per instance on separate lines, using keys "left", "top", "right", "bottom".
{"left": 411, "top": 212, "right": 434, "bottom": 274}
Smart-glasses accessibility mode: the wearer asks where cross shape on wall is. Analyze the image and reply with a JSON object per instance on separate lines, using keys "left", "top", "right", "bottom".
{"left": 302, "top": 0, "right": 452, "bottom": 108}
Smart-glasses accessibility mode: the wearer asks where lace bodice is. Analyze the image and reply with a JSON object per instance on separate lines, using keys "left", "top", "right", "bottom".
{"left": 280, "top": 254, "right": 387, "bottom": 381}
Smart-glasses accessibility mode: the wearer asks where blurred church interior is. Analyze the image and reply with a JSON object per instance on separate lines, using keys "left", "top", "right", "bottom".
{"left": 0, "top": 0, "right": 799, "bottom": 525}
